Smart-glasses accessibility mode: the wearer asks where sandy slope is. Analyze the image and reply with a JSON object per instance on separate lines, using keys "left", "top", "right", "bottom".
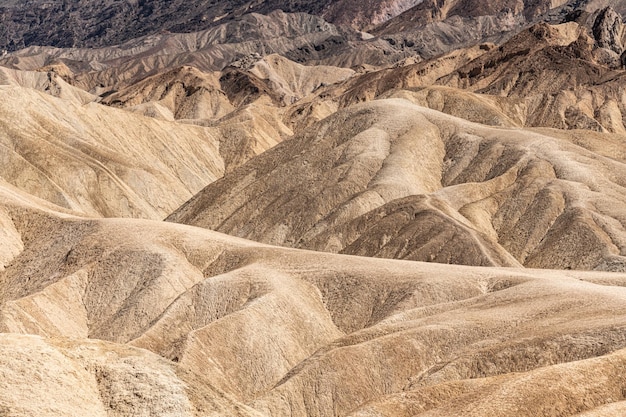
{"left": 0, "top": 63, "right": 306, "bottom": 217}
{"left": 0, "top": 82, "right": 224, "bottom": 218}
{"left": 168, "top": 98, "right": 626, "bottom": 271}
{"left": 1, "top": 5, "right": 626, "bottom": 417}
{"left": 2, "top": 184, "right": 626, "bottom": 416}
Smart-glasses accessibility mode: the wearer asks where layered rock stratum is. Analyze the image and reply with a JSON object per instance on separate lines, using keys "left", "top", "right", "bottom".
{"left": 1, "top": 1, "right": 626, "bottom": 416}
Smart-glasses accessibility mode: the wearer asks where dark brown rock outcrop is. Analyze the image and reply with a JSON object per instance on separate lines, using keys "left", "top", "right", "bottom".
{"left": 592, "top": 6, "right": 625, "bottom": 54}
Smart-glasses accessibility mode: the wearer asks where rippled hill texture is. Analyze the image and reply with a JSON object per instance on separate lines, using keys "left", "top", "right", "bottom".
{"left": 1, "top": 1, "right": 626, "bottom": 416}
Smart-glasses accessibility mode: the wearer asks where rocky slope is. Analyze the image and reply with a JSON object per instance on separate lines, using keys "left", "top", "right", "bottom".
{"left": 291, "top": 13, "right": 626, "bottom": 134}
{"left": 0, "top": 76, "right": 223, "bottom": 219}
{"left": 167, "top": 98, "right": 626, "bottom": 271}
{"left": 0, "top": 0, "right": 569, "bottom": 51}
{"left": 0, "top": 63, "right": 297, "bottom": 217}
{"left": 1, "top": 182, "right": 626, "bottom": 416}
{"left": 0, "top": 0, "right": 445, "bottom": 51}
{"left": 0, "top": 7, "right": 624, "bottom": 269}
{"left": 0, "top": 0, "right": 599, "bottom": 77}
{"left": 0, "top": 0, "right": 332, "bottom": 50}
{"left": 0, "top": 12, "right": 371, "bottom": 88}
{"left": 1, "top": 1, "right": 626, "bottom": 417}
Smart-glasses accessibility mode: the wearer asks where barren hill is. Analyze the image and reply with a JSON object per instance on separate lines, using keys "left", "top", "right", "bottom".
{"left": 2, "top": 182, "right": 626, "bottom": 416}
{"left": 0, "top": 81, "right": 223, "bottom": 219}
{"left": 0, "top": 0, "right": 336, "bottom": 50}
{"left": 0, "top": 0, "right": 572, "bottom": 51}
{"left": 168, "top": 98, "right": 626, "bottom": 271}
{"left": 0, "top": 64, "right": 300, "bottom": 217}
{"left": 289, "top": 15, "right": 626, "bottom": 134}
{"left": 2, "top": 1, "right": 626, "bottom": 416}
{"left": 0, "top": 11, "right": 371, "bottom": 88}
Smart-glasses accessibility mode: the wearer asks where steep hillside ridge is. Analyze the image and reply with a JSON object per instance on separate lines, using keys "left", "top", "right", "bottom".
{"left": 438, "top": 18, "right": 626, "bottom": 132}
{"left": 322, "top": 0, "right": 426, "bottom": 29}
{"left": 345, "top": 348, "right": 626, "bottom": 416}
{"left": 2, "top": 190, "right": 626, "bottom": 415}
{"left": 279, "top": 43, "right": 508, "bottom": 134}
{"left": 168, "top": 99, "right": 626, "bottom": 271}
{"left": 98, "top": 61, "right": 300, "bottom": 158}
{"left": 369, "top": 0, "right": 618, "bottom": 63}
{"left": 247, "top": 54, "right": 355, "bottom": 105}
{"left": 305, "top": 18, "right": 626, "bottom": 133}
{"left": 0, "top": 65, "right": 96, "bottom": 103}
{"left": 0, "top": 0, "right": 571, "bottom": 51}
{"left": 0, "top": 0, "right": 423, "bottom": 50}
{"left": 95, "top": 55, "right": 358, "bottom": 173}
{"left": 0, "top": 81, "right": 226, "bottom": 218}
{"left": 102, "top": 66, "right": 235, "bottom": 121}
{"left": 0, "top": 0, "right": 332, "bottom": 50}
{"left": 373, "top": 0, "right": 571, "bottom": 34}
{"left": 0, "top": 11, "right": 376, "bottom": 92}
{"left": 3, "top": 2, "right": 609, "bottom": 96}
{"left": 329, "top": 43, "right": 493, "bottom": 108}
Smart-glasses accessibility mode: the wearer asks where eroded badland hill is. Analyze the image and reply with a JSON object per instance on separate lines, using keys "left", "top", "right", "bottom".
{"left": 2, "top": 1, "right": 626, "bottom": 416}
